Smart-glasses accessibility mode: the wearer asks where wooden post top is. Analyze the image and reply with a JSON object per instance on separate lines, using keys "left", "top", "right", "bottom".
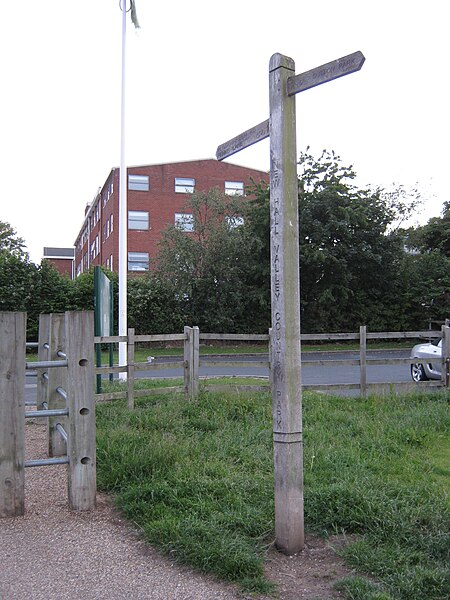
{"left": 269, "top": 53, "right": 295, "bottom": 72}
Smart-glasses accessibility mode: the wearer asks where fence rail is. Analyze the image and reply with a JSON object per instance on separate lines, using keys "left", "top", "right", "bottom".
{"left": 93, "top": 325, "right": 449, "bottom": 407}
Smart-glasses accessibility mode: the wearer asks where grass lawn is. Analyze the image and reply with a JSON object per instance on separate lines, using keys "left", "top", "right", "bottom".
{"left": 95, "top": 389, "right": 449, "bottom": 599}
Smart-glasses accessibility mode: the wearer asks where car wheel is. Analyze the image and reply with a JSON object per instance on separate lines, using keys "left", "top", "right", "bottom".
{"left": 411, "top": 363, "right": 429, "bottom": 382}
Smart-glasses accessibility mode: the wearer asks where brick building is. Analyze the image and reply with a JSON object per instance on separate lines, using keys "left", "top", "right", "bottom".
{"left": 74, "top": 159, "right": 268, "bottom": 277}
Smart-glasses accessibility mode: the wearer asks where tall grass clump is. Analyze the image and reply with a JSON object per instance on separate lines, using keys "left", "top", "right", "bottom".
{"left": 95, "top": 389, "right": 449, "bottom": 597}
{"left": 96, "top": 391, "right": 275, "bottom": 593}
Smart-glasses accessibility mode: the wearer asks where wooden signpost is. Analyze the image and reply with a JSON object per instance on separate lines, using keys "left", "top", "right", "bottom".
{"left": 217, "top": 50, "right": 365, "bottom": 555}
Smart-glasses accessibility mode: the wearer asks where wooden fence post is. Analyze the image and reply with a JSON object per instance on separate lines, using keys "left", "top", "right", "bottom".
{"left": 36, "top": 313, "right": 50, "bottom": 410}
{"left": 184, "top": 326, "right": 192, "bottom": 396}
{"left": 0, "top": 312, "right": 26, "bottom": 518}
{"left": 65, "top": 311, "right": 96, "bottom": 511}
{"left": 360, "top": 326, "right": 367, "bottom": 397}
{"left": 193, "top": 326, "right": 199, "bottom": 397}
{"left": 184, "top": 326, "right": 199, "bottom": 398}
{"left": 441, "top": 325, "right": 450, "bottom": 388}
{"left": 47, "top": 313, "right": 67, "bottom": 457}
{"left": 127, "top": 328, "right": 135, "bottom": 409}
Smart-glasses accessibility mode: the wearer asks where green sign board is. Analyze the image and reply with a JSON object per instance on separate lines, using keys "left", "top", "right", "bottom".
{"left": 94, "top": 266, "right": 114, "bottom": 391}
{"left": 94, "top": 266, "right": 113, "bottom": 336}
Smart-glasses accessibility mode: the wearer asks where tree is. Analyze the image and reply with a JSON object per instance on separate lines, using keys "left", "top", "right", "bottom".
{"left": 127, "top": 274, "right": 185, "bottom": 334}
{"left": 0, "top": 221, "right": 27, "bottom": 258}
{"left": 397, "top": 200, "right": 450, "bottom": 328}
{"left": 245, "top": 149, "right": 420, "bottom": 332}
{"left": 27, "top": 261, "right": 72, "bottom": 339}
{"left": 0, "top": 253, "right": 36, "bottom": 313}
{"left": 396, "top": 250, "right": 450, "bottom": 329}
{"left": 156, "top": 188, "right": 265, "bottom": 332}
{"left": 405, "top": 200, "right": 450, "bottom": 257}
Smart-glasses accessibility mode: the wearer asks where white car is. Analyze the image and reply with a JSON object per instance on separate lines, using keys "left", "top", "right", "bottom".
{"left": 410, "top": 339, "right": 442, "bottom": 381}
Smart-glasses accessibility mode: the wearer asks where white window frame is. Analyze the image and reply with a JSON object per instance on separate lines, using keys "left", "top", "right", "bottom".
{"left": 128, "top": 210, "right": 149, "bottom": 230}
{"left": 128, "top": 174, "right": 149, "bottom": 191}
{"left": 225, "top": 181, "right": 244, "bottom": 196}
{"left": 226, "top": 216, "right": 244, "bottom": 228}
{"left": 175, "top": 213, "right": 195, "bottom": 232}
{"left": 128, "top": 251, "right": 149, "bottom": 272}
{"left": 175, "top": 177, "right": 195, "bottom": 193}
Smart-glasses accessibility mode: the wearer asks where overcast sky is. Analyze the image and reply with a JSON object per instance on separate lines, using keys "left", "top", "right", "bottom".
{"left": 1, "top": 0, "right": 448, "bottom": 263}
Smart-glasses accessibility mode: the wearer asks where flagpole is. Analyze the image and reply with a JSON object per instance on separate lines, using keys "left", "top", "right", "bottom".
{"left": 118, "top": 0, "right": 128, "bottom": 379}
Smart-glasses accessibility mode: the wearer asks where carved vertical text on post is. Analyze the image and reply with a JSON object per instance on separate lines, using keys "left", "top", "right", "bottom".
{"left": 269, "top": 53, "right": 304, "bottom": 554}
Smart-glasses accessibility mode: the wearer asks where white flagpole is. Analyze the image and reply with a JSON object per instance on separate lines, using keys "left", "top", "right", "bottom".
{"left": 118, "top": 0, "right": 128, "bottom": 379}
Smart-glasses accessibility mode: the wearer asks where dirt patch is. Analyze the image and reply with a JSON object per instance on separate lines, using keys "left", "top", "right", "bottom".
{"left": 262, "top": 535, "right": 355, "bottom": 599}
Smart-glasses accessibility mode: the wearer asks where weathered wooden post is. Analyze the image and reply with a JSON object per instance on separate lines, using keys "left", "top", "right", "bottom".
{"left": 269, "top": 53, "right": 304, "bottom": 553}
{"left": 0, "top": 312, "right": 26, "bottom": 517}
{"left": 47, "top": 313, "right": 67, "bottom": 457}
{"left": 184, "top": 326, "right": 200, "bottom": 398}
{"left": 359, "top": 325, "right": 367, "bottom": 397}
{"left": 441, "top": 325, "right": 450, "bottom": 388}
{"left": 217, "top": 50, "right": 365, "bottom": 554}
{"left": 65, "top": 311, "right": 96, "bottom": 511}
{"left": 127, "top": 327, "right": 135, "bottom": 409}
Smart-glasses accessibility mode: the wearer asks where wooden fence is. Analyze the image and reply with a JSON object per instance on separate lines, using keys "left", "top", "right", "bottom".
{"left": 94, "top": 325, "right": 449, "bottom": 408}
{"left": 1, "top": 311, "right": 96, "bottom": 518}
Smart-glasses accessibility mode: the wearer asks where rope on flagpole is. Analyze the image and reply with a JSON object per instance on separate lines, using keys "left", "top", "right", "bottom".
{"left": 119, "top": 0, "right": 140, "bottom": 28}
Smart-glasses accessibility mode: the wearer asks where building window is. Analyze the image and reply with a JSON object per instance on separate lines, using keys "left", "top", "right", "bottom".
{"left": 90, "top": 235, "right": 99, "bottom": 260}
{"left": 175, "top": 177, "right": 195, "bottom": 193}
{"left": 110, "top": 254, "right": 113, "bottom": 271}
{"left": 128, "top": 251, "right": 149, "bottom": 272}
{"left": 175, "top": 213, "right": 194, "bottom": 232}
{"left": 128, "top": 210, "right": 149, "bottom": 230}
{"left": 225, "top": 181, "right": 244, "bottom": 196}
{"left": 82, "top": 227, "right": 89, "bottom": 245}
{"left": 128, "top": 174, "right": 149, "bottom": 191}
{"left": 226, "top": 216, "right": 244, "bottom": 228}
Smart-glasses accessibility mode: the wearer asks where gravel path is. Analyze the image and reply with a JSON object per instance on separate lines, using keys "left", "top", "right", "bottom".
{"left": 0, "top": 421, "right": 258, "bottom": 600}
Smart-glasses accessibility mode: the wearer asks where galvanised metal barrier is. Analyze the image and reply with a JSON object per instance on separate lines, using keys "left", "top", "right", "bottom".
{"left": 0, "top": 311, "right": 96, "bottom": 518}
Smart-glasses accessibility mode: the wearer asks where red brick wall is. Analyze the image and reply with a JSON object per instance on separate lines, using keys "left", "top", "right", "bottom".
{"left": 46, "top": 258, "right": 73, "bottom": 278}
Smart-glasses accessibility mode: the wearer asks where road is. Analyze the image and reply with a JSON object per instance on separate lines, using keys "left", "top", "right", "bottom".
{"left": 25, "top": 349, "right": 415, "bottom": 403}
